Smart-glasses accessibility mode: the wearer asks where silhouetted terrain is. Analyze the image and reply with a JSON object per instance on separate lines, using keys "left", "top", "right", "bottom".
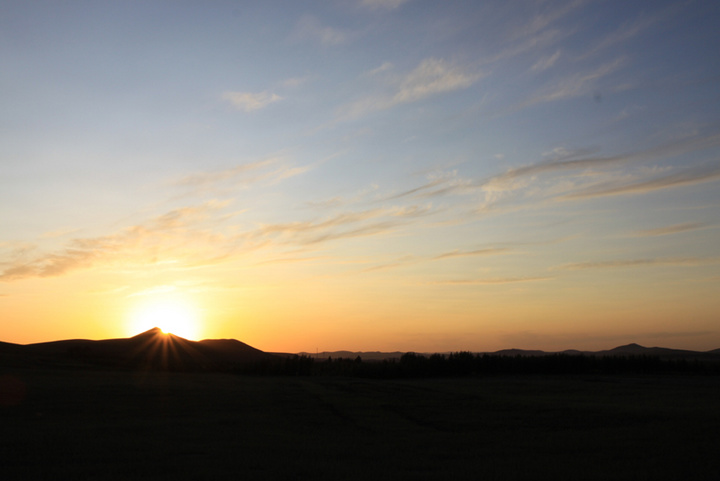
{"left": 3, "top": 332, "right": 720, "bottom": 479}
{"left": 301, "top": 343, "right": 720, "bottom": 362}
{"left": 2, "top": 331, "right": 719, "bottom": 377}
{"left": 0, "top": 328, "right": 275, "bottom": 371}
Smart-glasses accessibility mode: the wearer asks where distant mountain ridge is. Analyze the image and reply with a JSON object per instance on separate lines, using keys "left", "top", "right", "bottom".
{"left": 3, "top": 331, "right": 719, "bottom": 371}
{"left": 294, "top": 343, "right": 720, "bottom": 362}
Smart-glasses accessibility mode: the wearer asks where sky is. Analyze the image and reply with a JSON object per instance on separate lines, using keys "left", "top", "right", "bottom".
{"left": 2, "top": 0, "right": 720, "bottom": 353}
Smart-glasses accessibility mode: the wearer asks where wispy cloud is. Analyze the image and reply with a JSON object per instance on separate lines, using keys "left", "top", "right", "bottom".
{"left": 366, "top": 62, "right": 394, "bottom": 76}
{"left": 509, "top": 0, "right": 586, "bottom": 41}
{"left": 294, "top": 15, "right": 347, "bottom": 46}
{"left": 562, "top": 163, "right": 720, "bottom": 200}
{"left": 305, "top": 183, "right": 380, "bottom": 210}
{"left": 255, "top": 255, "right": 327, "bottom": 266}
{"left": 173, "top": 159, "right": 275, "bottom": 188}
{"left": 339, "top": 58, "right": 482, "bottom": 119}
{"left": 530, "top": 50, "right": 561, "bottom": 73}
{"left": 383, "top": 170, "right": 475, "bottom": 201}
{"left": 488, "top": 28, "right": 567, "bottom": 67}
{"left": 474, "top": 131, "right": 720, "bottom": 208}
{"left": 40, "top": 228, "right": 81, "bottom": 239}
{"left": 467, "top": 1, "right": 583, "bottom": 69}
{"left": 558, "top": 257, "right": 715, "bottom": 271}
{"left": 632, "top": 223, "right": 706, "bottom": 237}
{"left": 429, "top": 276, "right": 552, "bottom": 285}
{"left": 432, "top": 247, "right": 510, "bottom": 260}
{"left": 252, "top": 205, "right": 433, "bottom": 246}
{"left": 579, "top": 6, "right": 673, "bottom": 59}
{"left": 519, "top": 57, "right": 626, "bottom": 108}
{"left": 360, "top": 0, "right": 412, "bottom": 9}
{"left": 222, "top": 91, "right": 282, "bottom": 112}
{"left": 0, "top": 187, "right": 438, "bottom": 282}
{"left": 171, "top": 156, "right": 313, "bottom": 196}
{"left": 281, "top": 76, "right": 309, "bottom": 88}
{"left": 363, "top": 246, "right": 510, "bottom": 273}
{"left": 0, "top": 201, "right": 234, "bottom": 282}
{"left": 393, "top": 58, "right": 481, "bottom": 104}
{"left": 315, "top": 131, "right": 720, "bottom": 225}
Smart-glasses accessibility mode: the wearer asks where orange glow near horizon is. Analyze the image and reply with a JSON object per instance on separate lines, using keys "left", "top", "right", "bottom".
{"left": 126, "top": 295, "right": 203, "bottom": 341}
{"left": 2, "top": 1, "right": 720, "bottom": 357}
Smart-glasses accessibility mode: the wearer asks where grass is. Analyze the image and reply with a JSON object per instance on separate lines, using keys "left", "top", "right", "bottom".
{"left": 2, "top": 368, "right": 719, "bottom": 480}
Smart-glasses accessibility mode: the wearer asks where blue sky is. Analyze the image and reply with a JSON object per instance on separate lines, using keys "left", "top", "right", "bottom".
{"left": 2, "top": 0, "right": 720, "bottom": 351}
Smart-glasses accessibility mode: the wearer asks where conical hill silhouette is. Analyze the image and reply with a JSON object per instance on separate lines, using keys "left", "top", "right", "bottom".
{"left": 1, "top": 328, "right": 276, "bottom": 371}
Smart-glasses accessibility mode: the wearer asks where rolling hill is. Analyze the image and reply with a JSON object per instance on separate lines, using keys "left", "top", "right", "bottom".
{"left": 3, "top": 331, "right": 719, "bottom": 372}
{"left": 0, "top": 328, "right": 276, "bottom": 371}
{"left": 296, "top": 344, "right": 720, "bottom": 362}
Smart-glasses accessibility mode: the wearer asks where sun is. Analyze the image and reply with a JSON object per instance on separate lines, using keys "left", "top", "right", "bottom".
{"left": 128, "top": 297, "right": 202, "bottom": 340}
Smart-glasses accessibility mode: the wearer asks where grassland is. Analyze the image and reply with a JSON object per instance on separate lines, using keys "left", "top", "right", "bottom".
{"left": 2, "top": 367, "right": 719, "bottom": 480}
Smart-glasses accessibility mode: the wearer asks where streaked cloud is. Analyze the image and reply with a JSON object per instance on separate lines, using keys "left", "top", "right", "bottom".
{"left": 305, "top": 197, "right": 345, "bottom": 209}
{"left": 172, "top": 156, "right": 312, "bottom": 196}
{"left": 0, "top": 201, "right": 234, "bottom": 281}
{"left": 40, "top": 228, "right": 81, "bottom": 239}
{"left": 363, "top": 246, "right": 510, "bottom": 273}
{"left": 430, "top": 277, "right": 553, "bottom": 285}
{"left": 632, "top": 223, "right": 706, "bottom": 237}
{"left": 563, "top": 163, "right": 720, "bottom": 200}
{"left": 0, "top": 194, "right": 438, "bottom": 282}
{"left": 432, "top": 247, "right": 510, "bottom": 260}
{"left": 281, "top": 76, "right": 309, "bottom": 88}
{"left": 558, "top": 257, "right": 715, "bottom": 271}
{"left": 222, "top": 91, "right": 282, "bottom": 112}
{"left": 305, "top": 183, "right": 381, "bottom": 210}
{"left": 384, "top": 170, "right": 475, "bottom": 201}
{"left": 255, "top": 255, "right": 327, "bottom": 266}
{"left": 580, "top": 6, "right": 671, "bottom": 59}
{"left": 339, "top": 58, "right": 482, "bottom": 119}
{"left": 393, "top": 58, "right": 481, "bottom": 104}
{"left": 487, "top": 28, "right": 567, "bottom": 67}
{"left": 367, "top": 62, "right": 393, "bottom": 76}
{"left": 253, "top": 204, "right": 433, "bottom": 246}
{"left": 473, "top": 132, "right": 720, "bottom": 209}
{"left": 530, "top": 50, "right": 561, "bottom": 73}
{"left": 294, "top": 15, "right": 347, "bottom": 46}
{"left": 360, "top": 0, "right": 412, "bottom": 9}
{"left": 173, "top": 159, "right": 276, "bottom": 188}
{"left": 520, "top": 57, "right": 626, "bottom": 108}
{"left": 509, "top": 0, "right": 586, "bottom": 41}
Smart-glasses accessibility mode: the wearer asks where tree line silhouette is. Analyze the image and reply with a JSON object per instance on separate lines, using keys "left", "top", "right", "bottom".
{"left": 237, "top": 351, "right": 720, "bottom": 377}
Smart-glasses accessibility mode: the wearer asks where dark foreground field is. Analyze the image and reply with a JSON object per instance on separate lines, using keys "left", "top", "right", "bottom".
{"left": 2, "top": 368, "right": 719, "bottom": 480}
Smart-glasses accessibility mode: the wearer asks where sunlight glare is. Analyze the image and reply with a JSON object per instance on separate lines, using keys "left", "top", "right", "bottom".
{"left": 128, "top": 297, "right": 202, "bottom": 340}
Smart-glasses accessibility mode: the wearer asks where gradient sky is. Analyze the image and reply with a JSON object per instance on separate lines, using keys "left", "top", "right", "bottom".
{"left": 2, "top": 0, "right": 720, "bottom": 352}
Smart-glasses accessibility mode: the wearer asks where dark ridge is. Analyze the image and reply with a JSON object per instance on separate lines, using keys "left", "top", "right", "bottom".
{"left": 1, "top": 328, "right": 277, "bottom": 372}
{"left": 293, "top": 350, "right": 404, "bottom": 361}
{"left": 131, "top": 327, "right": 164, "bottom": 338}
{"left": 3, "top": 331, "right": 720, "bottom": 375}
{"left": 608, "top": 343, "right": 646, "bottom": 352}
{"left": 492, "top": 348, "right": 547, "bottom": 357}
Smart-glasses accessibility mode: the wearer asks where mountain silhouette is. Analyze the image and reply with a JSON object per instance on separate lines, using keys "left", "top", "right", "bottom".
{"left": 599, "top": 343, "right": 713, "bottom": 359}
{"left": 0, "top": 328, "right": 276, "bottom": 371}
{"left": 293, "top": 344, "right": 720, "bottom": 362}
{"left": 2, "top": 332, "right": 719, "bottom": 371}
